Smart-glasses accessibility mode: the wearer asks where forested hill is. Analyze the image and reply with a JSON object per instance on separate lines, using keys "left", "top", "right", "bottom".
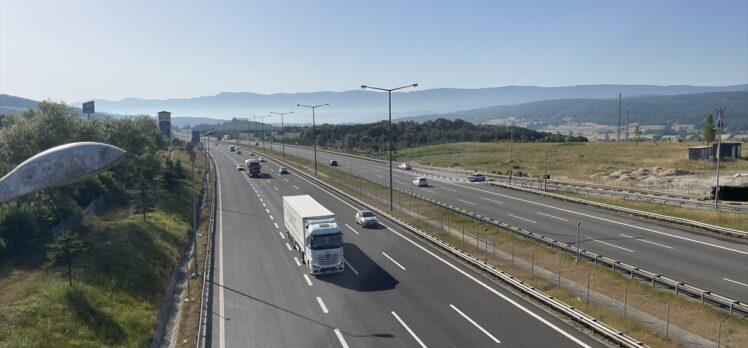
{"left": 285, "top": 118, "right": 586, "bottom": 152}
{"left": 403, "top": 91, "right": 748, "bottom": 131}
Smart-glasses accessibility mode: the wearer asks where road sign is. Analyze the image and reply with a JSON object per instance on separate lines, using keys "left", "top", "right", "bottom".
{"left": 82, "top": 101, "right": 95, "bottom": 114}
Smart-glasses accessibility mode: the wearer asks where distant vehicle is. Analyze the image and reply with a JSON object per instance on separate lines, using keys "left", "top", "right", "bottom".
{"left": 398, "top": 163, "right": 412, "bottom": 170}
{"left": 229, "top": 145, "right": 235, "bottom": 152}
{"left": 412, "top": 177, "right": 428, "bottom": 187}
{"left": 355, "top": 210, "right": 379, "bottom": 227}
{"left": 246, "top": 159, "right": 262, "bottom": 177}
{"left": 255, "top": 142, "right": 259, "bottom": 146}
{"left": 329, "top": 160, "right": 338, "bottom": 166}
{"left": 236, "top": 164, "right": 245, "bottom": 171}
{"left": 249, "top": 152, "right": 255, "bottom": 156}
{"left": 259, "top": 157, "right": 266, "bottom": 162}
{"left": 284, "top": 195, "right": 344, "bottom": 275}
{"left": 236, "top": 149, "right": 242, "bottom": 154}
{"left": 279, "top": 167, "right": 289, "bottom": 174}
{"left": 467, "top": 173, "right": 485, "bottom": 182}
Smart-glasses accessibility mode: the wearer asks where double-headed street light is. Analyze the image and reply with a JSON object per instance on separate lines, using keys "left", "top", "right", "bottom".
{"left": 297, "top": 103, "right": 329, "bottom": 175}
{"left": 543, "top": 149, "right": 561, "bottom": 191}
{"left": 361, "top": 83, "right": 418, "bottom": 211}
{"left": 271, "top": 111, "right": 294, "bottom": 161}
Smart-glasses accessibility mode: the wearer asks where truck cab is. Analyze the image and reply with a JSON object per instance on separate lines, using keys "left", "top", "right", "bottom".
{"left": 304, "top": 219, "right": 344, "bottom": 274}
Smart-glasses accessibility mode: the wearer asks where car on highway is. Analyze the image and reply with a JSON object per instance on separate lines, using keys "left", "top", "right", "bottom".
{"left": 279, "top": 167, "right": 289, "bottom": 174}
{"left": 229, "top": 145, "right": 235, "bottom": 152}
{"left": 249, "top": 152, "right": 255, "bottom": 156}
{"left": 236, "top": 164, "right": 245, "bottom": 171}
{"left": 412, "top": 177, "right": 428, "bottom": 187}
{"left": 398, "top": 163, "right": 412, "bottom": 170}
{"left": 330, "top": 160, "right": 338, "bottom": 166}
{"left": 259, "top": 157, "right": 266, "bottom": 162}
{"left": 355, "top": 210, "right": 379, "bottom": 227}
{"left": 467, "top": 173, "right": 485, "bottom": 182}
{"left": 236, "top": 149, "right": 242, "bottom": 154}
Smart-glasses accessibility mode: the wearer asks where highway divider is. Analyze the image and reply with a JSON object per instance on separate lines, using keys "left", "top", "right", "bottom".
{"left": 195, "top": 152, "right": 217, "bottom": 348}
{"left": 253, "top": 146, "right": 647, "bottom": 348}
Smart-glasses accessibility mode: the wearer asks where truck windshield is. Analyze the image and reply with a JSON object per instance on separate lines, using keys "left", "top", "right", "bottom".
{"left": 310, "top": 233, "right": 342, "bottom": 250}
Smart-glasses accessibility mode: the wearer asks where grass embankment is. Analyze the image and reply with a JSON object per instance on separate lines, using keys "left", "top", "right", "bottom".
{"left": 257, "top": 145, "right": 747, "bottom": 348}
{"left": 555, "top": 191, "right": 748, "bottom": 231}
{"left": 395, "top": 141, "right": 748, "bottom": 180}
{"left": 0, "top": 148, "right": 206, "bottom": 347}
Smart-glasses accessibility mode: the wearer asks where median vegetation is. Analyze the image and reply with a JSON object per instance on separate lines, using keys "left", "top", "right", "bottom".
{"left": 0, "top": 102, "right": 206, "bottom": 346}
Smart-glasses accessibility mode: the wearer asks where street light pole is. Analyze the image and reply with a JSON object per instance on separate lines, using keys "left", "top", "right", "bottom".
{"left": 361, "top": 83, "right": 418, "bottom": 211}
{"left": 271, "top": 111, "right": 294, "bottom": 161}
{"left": 297, "top": 103, "right": 329, "bottom": 175}
{"left": 714, "top": 107, "right": 726, "bottom": 210}
{"left": 509, "top": 120, "right": 514, "bottom": 185}
{"left": 253, "top": 115, "right": 270, "bottom": 154}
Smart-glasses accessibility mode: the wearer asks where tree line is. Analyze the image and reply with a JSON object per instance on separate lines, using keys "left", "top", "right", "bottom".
{"left": 285, "top": 118, "right": 587, "bottom": 153}
{"left": 0, "top": 101, "right": 175, "bottom": 259}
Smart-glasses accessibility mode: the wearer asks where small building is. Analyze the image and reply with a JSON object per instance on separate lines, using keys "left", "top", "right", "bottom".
{"left": 688, "top": 146, "right": 712, "bottom": 160}
{"left": 689, "top": 142, "right": 743, "bottom": 161}
{"left": 713, "top": 142, "right": 742, "bottom": 160}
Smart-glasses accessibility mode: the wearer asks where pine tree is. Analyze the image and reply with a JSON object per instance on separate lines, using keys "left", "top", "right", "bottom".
{"left": 46, "top": 232, "right": 87, "bottom": 286}
{"left": 132, "top": 178, "right": 155, "bottom": 221}
{"left": 703, "top": 114, "right": 716, "bottom": 144}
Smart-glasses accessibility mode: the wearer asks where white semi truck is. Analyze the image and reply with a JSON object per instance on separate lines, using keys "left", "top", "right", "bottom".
{"left": 283, "top": 195, "right": 344, "bottom": 275}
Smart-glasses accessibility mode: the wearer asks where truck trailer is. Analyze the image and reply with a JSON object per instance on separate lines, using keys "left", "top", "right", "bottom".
{"left": 283, "top": 195, "right": 344, "bottom": 275}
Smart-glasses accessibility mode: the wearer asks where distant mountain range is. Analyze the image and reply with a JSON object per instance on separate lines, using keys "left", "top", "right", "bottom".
{"left": 72, "top": 84, "right": 747, "bottom": 123}
{"left": 2, "top": 84, "right": 746, "bottom": 128}
{"left": 402, "top": 91, "right": 748, "bottom": 131}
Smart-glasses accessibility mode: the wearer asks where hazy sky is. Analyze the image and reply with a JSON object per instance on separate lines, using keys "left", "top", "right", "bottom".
{"left": 1, "top": 0, "right": 746, "bottom": 102}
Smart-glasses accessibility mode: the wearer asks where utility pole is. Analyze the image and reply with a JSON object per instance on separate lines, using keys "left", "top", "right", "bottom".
{"left": 509, "top": 120, "right": 514, "bottom": 185}
{"left": 625, "top": 110, "right": 630, "bottom": 142}
{"left": 271, "top": 111, "right": 294, "bottom": 160}
{"left": 617, "top": 93, "right": 622, "bottom": 142}
{"left": 714, "top": 107, "right": 726, "bottom": 210}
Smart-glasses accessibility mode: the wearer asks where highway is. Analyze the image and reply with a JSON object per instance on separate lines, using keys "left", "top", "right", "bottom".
{"left": 207, "top": 143, "right": 606, "bottom": 347}
{"left": 259, "top": 141, "right": 748, "bottom": 303}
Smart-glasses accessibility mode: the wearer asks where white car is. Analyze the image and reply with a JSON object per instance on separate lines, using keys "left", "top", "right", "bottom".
{"left": 259, "top": 157, "right": 266, "bottom": 162}
{"left": 355, "top": 210, "right": 379, "bottom": 227}
{"left": 236, "top": 164, "right": 245, "bottom": 171}
{"left": 279, "top": 167, "right": 289, "bottom": 174}
{"left": 398, "top": 163, "right": 412, "bottom": 170}
{"left": 412, "top": 177, "right": 428, "bottom": 187}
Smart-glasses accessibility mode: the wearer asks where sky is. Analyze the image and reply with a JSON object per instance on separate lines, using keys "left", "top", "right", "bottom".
{"left": 1, "top": 0, "right": 746, "bottom": 103}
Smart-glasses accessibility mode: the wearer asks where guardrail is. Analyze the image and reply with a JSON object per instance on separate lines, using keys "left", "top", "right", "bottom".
{"left": 491, "top": 182, "right": 748, "bottom": 239}
{"left": 252, "top": 147, "right": 647, "bottom": 348}
{"left": 195, "top": 152, "right": 217, "bottom": 348}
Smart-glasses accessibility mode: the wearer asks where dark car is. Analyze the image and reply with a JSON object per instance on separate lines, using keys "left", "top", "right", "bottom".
{"left": 330, "top": 160, "right": 338, "bottom": 166}
{"left": 467, "top": 173, "right": 485, "bottom": 182}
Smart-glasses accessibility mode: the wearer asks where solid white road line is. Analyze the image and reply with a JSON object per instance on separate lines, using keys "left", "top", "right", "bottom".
{"left": 392, "top": 311, "right": 427, "bottom": 348}
{"left": 592, "top": 239, "right": 635, "bottom": 253}
{"left": 480, "top": 197, "right": 502, "bottom": 204}
{"left": 537, "top": 212, "right": 569, "bottom": 222}
{"left": 344, "top": 259, "right": 359, "bottom": 275}
{"left": 285, "top": 243, "right": 292, "bottom": 251}
{"left": 620, "top": 233, "right": 673, "bottom": 249}
{"left": 294, "top": 257, "right": 302, "bottom": 266}
{"left": 274, "top": 222, "right": 279, "bottom": 229}
{"left": 216, "top": 159, "right": 226, "bottom": 348}
{"left": 453, "top": 182, "right": 748, "bottom": 256}
{"left": 279, "top": 231, "right": 285, "bottom": 239}
{"left": 344, "top": 223, "right": 360, "bottom": 235}
{"left": 450, "top": 304, "right": 501, "bottom": 344}
{"left": 303, "top": 274, "right": 313, "bottom": 286}
{"left": 316, "top": 297, "right": 329, "bottom": 313}
{"left": 385, "top": 226, "right": 592, "bottom": 348}
{"left": 457, "top": 199, "right": 477, "bottom": 206}
{"left": 382, "top": 252, "right": 406, "bottom": 270}
{"left": 442, "top": 187, "right": 458, "bottom": 192}
{"left": 294, "top": 185, "right": 300, "bottom": 190}
{"left": 334, "top": 328, "right": 350, "bottom": 348}
{"left": 723, "top": 278, "right": 748, "bottom": 287}
{"left": 508, "top": 213, "right": 537, "bottom": 224}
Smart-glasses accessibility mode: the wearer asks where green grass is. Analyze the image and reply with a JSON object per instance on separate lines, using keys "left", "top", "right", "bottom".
{"left": 0, "top": 147, "right": 204, "bottom": 347}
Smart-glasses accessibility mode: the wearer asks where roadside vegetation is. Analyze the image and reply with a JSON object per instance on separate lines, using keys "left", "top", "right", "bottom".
{"left": 0, "top": 102, "right": 206, "bottom": 347}
{"left": 256, "top": 144, "right": 747, "bottom": 348}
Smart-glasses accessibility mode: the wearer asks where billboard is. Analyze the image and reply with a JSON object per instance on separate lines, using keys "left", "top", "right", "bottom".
{"left": 82, "top": 101, "right": 95, "bottom": 114}
{"left": 191, "top": 130, "right": 200, "bottom": 144}
{"left": 157, "top": 111, "right": 171, "bottom": 140}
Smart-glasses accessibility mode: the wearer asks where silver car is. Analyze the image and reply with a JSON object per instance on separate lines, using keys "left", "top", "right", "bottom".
{"left": 355, "top": 210, "right": 379, "bottom": 227}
